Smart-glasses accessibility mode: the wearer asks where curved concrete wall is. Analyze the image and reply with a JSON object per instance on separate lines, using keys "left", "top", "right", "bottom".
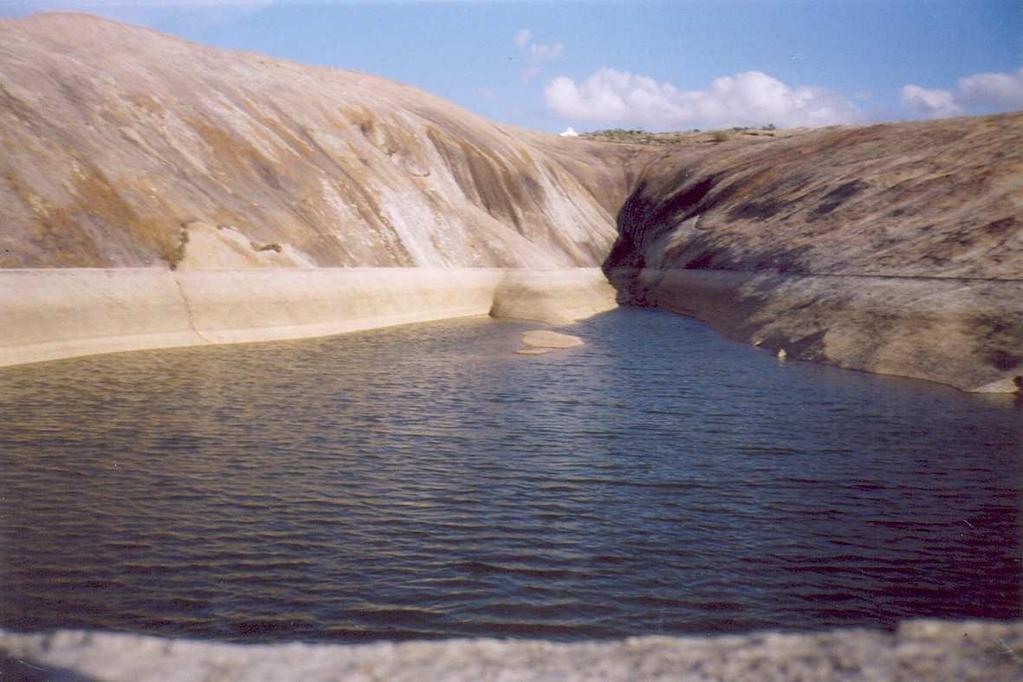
{"left": 0, "top": 268, "right": 616, "bottom": 368}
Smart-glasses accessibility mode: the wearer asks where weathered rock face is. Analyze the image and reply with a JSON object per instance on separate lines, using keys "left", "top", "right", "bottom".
{"left": 0, "top": 13, "right": 638, "bottom": 270}
{"left": 606, "top": 116, "right": 1023, "bottom": 278}
{"left": 604, "top": 115, "right": 1023, "bottom": 392}
{"left": 0, "top": 13, "right": 1019, "bottom": 392}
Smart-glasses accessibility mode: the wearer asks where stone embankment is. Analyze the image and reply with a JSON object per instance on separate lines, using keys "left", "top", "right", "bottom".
{"left": 2, "top": 620, "right": 1021, "bottom": 681}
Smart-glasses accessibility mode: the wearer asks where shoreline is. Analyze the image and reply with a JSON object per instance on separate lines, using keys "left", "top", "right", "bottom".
{"left": 608, "top": 267, "right": 1023, "bottom": 394}
{"left": 0, "top": 268, "right": 616, "bottom": 369}
{"left": 2, "top": 620, "right": 1020, "bottom": 681}
{"left": 2, "top": 265, "right": 1019, "bottom": 394}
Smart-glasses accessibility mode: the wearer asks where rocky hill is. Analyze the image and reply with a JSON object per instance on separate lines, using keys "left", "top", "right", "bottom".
{"left": 607, "top": 113, "right": 1023, "bottom": 392}
{"left": 0, "top": 13, "right": 639, "bottom": 270}
{"left": 0, "top": 13, "right": 1020, "bottom": 392}
{"left": 608, "top": 115, "right": 1023, "bottom": 279}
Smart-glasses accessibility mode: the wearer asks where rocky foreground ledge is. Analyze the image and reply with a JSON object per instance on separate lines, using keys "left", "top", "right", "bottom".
{"left": 2, "top": 620, "right": 1021, "bottom": 681}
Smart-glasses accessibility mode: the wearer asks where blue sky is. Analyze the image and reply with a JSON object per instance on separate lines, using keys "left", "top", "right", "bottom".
{"left": 2, "top": 1, "right": 1021, "bottom": 132}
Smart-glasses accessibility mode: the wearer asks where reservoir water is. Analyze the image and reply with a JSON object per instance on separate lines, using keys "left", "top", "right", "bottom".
{"left": 1, "top": 308, "right": 1020, "bottom": 642}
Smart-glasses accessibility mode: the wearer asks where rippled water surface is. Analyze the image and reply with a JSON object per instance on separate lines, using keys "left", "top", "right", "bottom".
{"left": 1, "top": 309, "right": 1021, "bottom": 642}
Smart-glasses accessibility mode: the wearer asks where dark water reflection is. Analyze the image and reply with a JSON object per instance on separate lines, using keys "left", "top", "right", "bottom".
{"left": 1, "top": 309, "right": 1020, "bottom": 642}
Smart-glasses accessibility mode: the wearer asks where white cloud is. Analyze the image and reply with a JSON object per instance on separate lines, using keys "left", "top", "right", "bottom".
{"left": 512, "top": 28, "right": 562, "bottom": 82}
{"left": 899, "top": 85, "right": 962, "bottom": 119}
{"left": 544, "top": 68, "right": 860, "bottom": 130}
{"left": 529, "top": 42, "right": 562, "bottom": 62}
{"left": 959, "top": 68, "right": 1023, "bottom": 108}
{"left": 901, "top": 66, "right": 1023, "bottom": 119}
{"left": 513, "top": 28, "right": 532, "bottom": 48}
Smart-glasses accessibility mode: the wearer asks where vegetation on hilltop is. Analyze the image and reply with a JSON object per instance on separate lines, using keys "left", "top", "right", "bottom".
{"left": 579, "top": 125, "right": 779, "bottom": 145}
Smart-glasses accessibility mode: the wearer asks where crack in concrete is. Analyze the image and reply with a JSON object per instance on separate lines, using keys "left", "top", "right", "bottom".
{"left": 169, "top": 271, "right": 213, "bottom": 345}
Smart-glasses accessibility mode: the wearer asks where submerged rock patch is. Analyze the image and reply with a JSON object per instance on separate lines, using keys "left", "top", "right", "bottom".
{"left": 516, "top": 330, "right": 583, "bottom": 355}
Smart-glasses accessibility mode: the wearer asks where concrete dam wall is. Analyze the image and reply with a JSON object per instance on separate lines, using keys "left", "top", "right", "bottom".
{"left": 0, "top": 268, "right": 615, "bottom": 368}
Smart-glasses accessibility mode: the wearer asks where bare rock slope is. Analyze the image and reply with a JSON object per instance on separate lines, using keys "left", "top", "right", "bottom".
{"left": 0, "top": 13, "right": 637, "bottom": 270}
{"left": 0, "top": 13, "right": 629, "bottom": 366}
{"left": 1, "top": 13, "right": 1020, "bottom": 391}
{"left": 605, "top": 116, "right": 1023, "bottom": 392}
